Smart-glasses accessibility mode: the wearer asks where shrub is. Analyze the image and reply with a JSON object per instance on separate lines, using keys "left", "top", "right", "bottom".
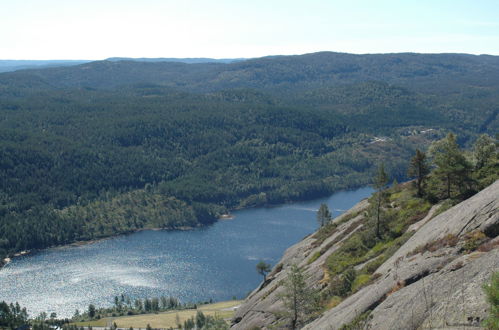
{"left": 361, "top": 256, "right": 385, "bottom": 274}
{"left": 408, "top": 234, "right": 459, "bottom": 256}
{"left": 463, "top": 231, "right": 487, "bottom": 253}
{"left": 351, "top": 274, "right": 371, "bottom": 292}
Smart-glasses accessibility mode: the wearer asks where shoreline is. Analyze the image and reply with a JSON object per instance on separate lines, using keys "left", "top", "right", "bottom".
{"left": 0, "top": 225, "right": 202, "bottom": 270}
{"left": 0, "top": 218, "right": 232, "bottom": 270}
{"left": 0, "top": 185, "right": 369, "bottom": 271}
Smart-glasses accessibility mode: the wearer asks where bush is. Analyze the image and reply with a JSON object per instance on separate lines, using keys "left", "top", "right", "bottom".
{"left": 351, "top": 274, "right": 371, "bottom": 292}
{"left": 463, "top": 231, "right": 487, "bottom": 253}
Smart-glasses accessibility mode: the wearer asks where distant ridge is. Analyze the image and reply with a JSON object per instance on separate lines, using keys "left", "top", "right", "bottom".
{"left": 3, "top": 52, "right": 498, "bottom": 95}
{"left": 0, "top": 60, "right": 91, "bottom": 73}
{"left": 0, "top": 57, "right": 247, "bottom": 73}
{"left": 106, "top": 57, "right": 247, "bottom": 64}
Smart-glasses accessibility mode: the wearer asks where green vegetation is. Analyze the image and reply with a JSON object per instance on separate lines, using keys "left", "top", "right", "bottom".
{"left": 280, "top": 265, "right": 320, "bottom": 330}
{"left": 317, "top": 203, "right": 332, "bottom": 227}
{"left": 310, "top": 133, "right": 497, "bottom": 312}
{"left": 0, "top": 298, "right": 238, "bottom": 330}
{"left": 74, "top": 301, "right": 238, "bottom": 330}
{"left": 73, "top": 295, "right": 182, "bottom": 322}
{"left": 256, "top": 261, "right": 272, "bottom": 281}
{"left": 483, "top": 272, "right": 499, "bottom": 329}
{"left": 429, "top": 133, "right": 473, "bottom": 199}
{"left": 408, "top": 149, "right": 430, "bottom": 197}
{"left": 307, "top": 251, "right": 322, "bottom": 264}
{"left": 0, "top": 301, "right": 28, "bottom": 329}
{"left": 1, "top": 52, "right": 498, "bottom": 265}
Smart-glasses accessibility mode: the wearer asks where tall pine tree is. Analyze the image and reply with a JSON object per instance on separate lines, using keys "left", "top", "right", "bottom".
{"left": 429, "top": 133, "right": 471, "bottom": 199}
{"left": 317, "top": 203, "right": 332, "bottom": 227}
{"left": 408, "top": 149, "right": 430, "bottom": 197}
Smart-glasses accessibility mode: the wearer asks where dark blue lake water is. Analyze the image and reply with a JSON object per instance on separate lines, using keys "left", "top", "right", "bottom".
{"left": 0, "top": 187, "right": 373, "bottom": 318}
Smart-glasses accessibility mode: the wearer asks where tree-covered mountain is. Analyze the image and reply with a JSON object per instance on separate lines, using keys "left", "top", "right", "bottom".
{"left": 4, "top": 52, "right": 499, "bottom": 93}
{"left": 0, "top": 60, "right": 91, "bottom": 73}
{"left": 106, "top": 57, "right": 246, "bottom": 64}
{"left": 0, "top": 52, "right": 498, "bottom": 264}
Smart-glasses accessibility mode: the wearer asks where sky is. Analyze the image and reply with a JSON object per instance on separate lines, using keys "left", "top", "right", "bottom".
{"left": 1, "top": 0, "right": 499, "bottom": 60}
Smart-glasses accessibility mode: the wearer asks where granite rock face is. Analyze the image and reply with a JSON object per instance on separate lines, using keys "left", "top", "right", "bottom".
{"left": 232, "top": 181, "right": 499, "bottom": 330}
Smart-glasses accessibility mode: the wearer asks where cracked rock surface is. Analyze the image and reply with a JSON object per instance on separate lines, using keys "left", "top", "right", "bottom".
{"left": 232, "top": 181, "right": 498, "bottom": 330}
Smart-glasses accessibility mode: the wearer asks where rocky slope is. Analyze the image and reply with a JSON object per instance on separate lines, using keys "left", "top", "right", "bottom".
{"left": 231, "top": 180, "right": 499, "bottom": 329}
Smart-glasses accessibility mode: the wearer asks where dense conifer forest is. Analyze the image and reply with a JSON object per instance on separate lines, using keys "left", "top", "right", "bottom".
{"left": 0, "top": 52, "right": 498, "bottom": 264}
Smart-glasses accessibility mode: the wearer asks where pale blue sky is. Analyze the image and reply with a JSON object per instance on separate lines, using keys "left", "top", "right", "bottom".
{"left": 1, "top": 0, "right": 499, "bottom": 59}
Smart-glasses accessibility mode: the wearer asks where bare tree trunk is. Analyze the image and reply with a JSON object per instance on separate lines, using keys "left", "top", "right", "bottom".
{"left": 292, "top": 289, "right": 298, "bottom": 330}
{"left": 376, "top": 192, "right": 382, "bottom": 238}
{"left": 447, "top": 174, "right": 451, "bottom": 199}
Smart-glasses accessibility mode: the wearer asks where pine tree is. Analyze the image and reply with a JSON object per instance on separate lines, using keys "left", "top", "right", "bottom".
{"left": 317, "top": 203, "right": 332, "bottom": 227}
{"left": 281, "top": 264, "right": 319, "bottom": 329}
{"left": 429, "top": 133, "right": 471, "bottom": 199}
{"left": 256, "top": 260, "right": 272, "bottom": 281}
{"left": 408, "top": 149, "right": 430, "bottom": 197}
{"left": 88, "top": 304, "right": 96, "bottom": 318}
{"left": 473, "top": 134, "right": 497, "bottom": 170}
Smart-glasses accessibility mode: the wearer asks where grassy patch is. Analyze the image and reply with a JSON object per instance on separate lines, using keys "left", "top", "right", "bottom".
{"left": 312, "top": 222, "right": 339, "bottom": 247}
{"left": 336, "top": 210, "right": 364, "bottom": 226}
{"left": 73, "top": 318, "right": 109, "bottom": 327}
{"left": 307, "top": 251, "right": 322, "bottom": 264}
{"left": 312, "top": 209, "right": 365, "bottom": 248}
{"left": 325, "top": 296, "right": 343, "bottom": 310}
{"left": 351, "top": 274, "right": 371, "bottom": 292}
{"left": 72, "top": 300, "right": 241, "bottom": 328}
{"left": 321, "top": 185, "right": 428, "bottom": 307}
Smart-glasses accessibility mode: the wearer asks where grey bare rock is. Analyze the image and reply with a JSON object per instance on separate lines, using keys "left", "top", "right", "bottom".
{"left": 232, "top": 180, "right": 499, "bottom": 330}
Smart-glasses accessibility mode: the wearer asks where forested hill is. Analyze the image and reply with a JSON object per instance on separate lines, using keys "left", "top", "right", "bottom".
{"left": 0, "top": 52, "right": 498, "bottom": 264}
{"left": 3, "top": 52, "right": 499, "bottom": 93}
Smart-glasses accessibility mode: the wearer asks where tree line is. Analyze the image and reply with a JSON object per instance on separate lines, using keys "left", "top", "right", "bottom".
{"left": 0, "top": 85, "right": 438, "bottom": 264}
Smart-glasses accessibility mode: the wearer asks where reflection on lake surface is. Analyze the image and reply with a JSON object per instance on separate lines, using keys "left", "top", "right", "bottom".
{"left": 0, "top": 187, "right": 373, "bottom": 318}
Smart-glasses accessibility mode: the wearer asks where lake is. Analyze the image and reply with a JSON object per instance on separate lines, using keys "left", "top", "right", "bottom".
{"left": 0, "top": 187, "right": 373, "bottom": 318}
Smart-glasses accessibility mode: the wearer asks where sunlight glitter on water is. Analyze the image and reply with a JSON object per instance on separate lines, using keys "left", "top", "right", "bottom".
{"left": 0, "top": 187, "right": 373, "bottom": 318}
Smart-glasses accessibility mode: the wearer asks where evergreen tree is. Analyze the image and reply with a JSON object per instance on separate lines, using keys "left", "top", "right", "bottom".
{"left": 473, "top": 134, "right": 497, "bottom": 170}
{"left": 408, "top": 149, "right": 430, "bottom": 197}
{"left": 195, "top": 311, "right": 206, "bottom": 328}
{"left": 183, "top": 317, "right": 195, "bottom": 330}
{"left": 169, "top": 297, "right": 178, "bottom": 309}
{"left": 151, "top": 298, "right": 160, "bottom": 312}
{"left": 0, "top": 301, "right": 28, "bottom": 329}
{"left": 134, "top": 299, "right": 143, "bottom": 311}
{"left": 88, "top": 304, "right": 96, "bottom": 318}
{"left": 256, "top": 260, "right": 272, "bottom": 281}
{"left": 317, "top": 203, "right": 332, "bottom": 227}
{"left": 429, "top": 133, "right": 471, "bottom": 199}
{"left": 160, "top": 296, "right": 168, "bottom": 310}
{"left": 114, "top": 296, "right": 120, "bottom": 309}
{"left": 144, "top": 298, "right": 152, "bottom": 312}
{"left": 281, "top": 265, "right": 319, "bottom": 330}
